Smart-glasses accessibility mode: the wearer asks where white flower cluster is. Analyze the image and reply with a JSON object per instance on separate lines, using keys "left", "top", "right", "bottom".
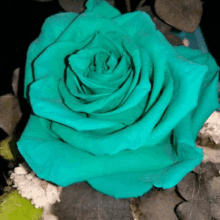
{"left": 10, "top": 162, "right": 62, "bottom": 209}
{"left": 197, "top": 145, "right": 220, "bottom": 163}
{"left": 199, "top": 111, "right": 220, "bottom": 145}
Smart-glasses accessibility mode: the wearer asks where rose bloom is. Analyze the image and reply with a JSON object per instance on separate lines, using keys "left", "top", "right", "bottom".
{"left": 18, "top": 0, "right": 220, "bottom": 198}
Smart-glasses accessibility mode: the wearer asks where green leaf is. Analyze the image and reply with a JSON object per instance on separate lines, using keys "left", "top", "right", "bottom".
{"left": 0, "top": 190, "right": 43, "bottom": 219}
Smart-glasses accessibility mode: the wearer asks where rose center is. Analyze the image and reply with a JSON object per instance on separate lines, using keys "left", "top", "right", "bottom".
{"left": 90, "top": 51, "right": 110, "bottom": 74}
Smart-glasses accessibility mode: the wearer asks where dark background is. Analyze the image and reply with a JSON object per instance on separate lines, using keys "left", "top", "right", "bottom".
{"left": 200, "top": 0, "right": 220, "bottom": 67}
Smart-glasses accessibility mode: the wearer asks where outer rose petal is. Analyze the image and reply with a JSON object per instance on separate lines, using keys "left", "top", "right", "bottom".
{"left": 29, "top": 75, "right": 124, "bottom": 133}
{"left": 24, "top": 13, "right": 79, "bottom": 98}
{"left": 17, "top": 115, "right": 204, "bottom": 198}
{"left": 175, "top": 46, "right": 220, "bottom": 138}
{"left": 85, "top": 0, "right": 121, "bottom": 19}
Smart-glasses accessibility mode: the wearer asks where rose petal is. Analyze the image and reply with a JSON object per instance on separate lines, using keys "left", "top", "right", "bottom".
{"left": 29, "top": 75, "right": 123, "bottom": 132}
{"left": 33, "top": 39, "right": 94, "bottom": 81}
{"left": 175, "top": 46, "right": 220, "bottom": 138}
{"left": 24, "top": 12, "right": 78, "bottom": 98}
{"left": 67, "top": 66, "right": 120, "bottom": 94}
{"left": 51, "top": 74, "right": 173, "bottom": 155}
{"left": 87, "top": 49, "right": 152, "bottom": 125}
{"left": 113, "top": 11, "right": 156, "bottom": 38}
{"left": 65, "top": 69, "right": 112, "bottom": 102}
{"left": 18, "top": 115, "right": 203, "bottom": 199}
{"left": 18, "top": 115, "right": 188, "bottom": 195}
{"left": 58, "top": 69, "right": 133, "bottom": 114}
{"left": 85, "top": 0, "right": 120, "bottom": 19}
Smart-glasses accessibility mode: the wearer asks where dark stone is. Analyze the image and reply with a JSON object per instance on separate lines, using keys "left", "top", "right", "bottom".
{"left": 176, "top": 161, "right": 220, "bottom": 220}
{"left": 139, "top": 5, "right": 183, "bottom": 46}
{"left": 51, "top": 182, "right": 133, "bottom": 220}
{"left": 133, "top": 187, "right": 183, "bottom": 220}
{"left": 177, "top": 172, "right": 201, "bottom": 201}
{"left": 176, "top": 201, "right": 211, "bottom": 220}
{"left": 155, "top": 0, "right": 203, "bottom": 32}
{"left": 164, "top": 32, "right": 184, "bottom": 46}
{"left": 58, "top": 0, "right": 115, "bottom": 13}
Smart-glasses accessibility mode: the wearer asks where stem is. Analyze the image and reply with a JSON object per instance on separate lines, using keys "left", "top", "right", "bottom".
{"left": 135, "top": 0, "right": 146, "bottom": 11}
{"left": 124, "top": 0, "right": 131, "bottom": 12}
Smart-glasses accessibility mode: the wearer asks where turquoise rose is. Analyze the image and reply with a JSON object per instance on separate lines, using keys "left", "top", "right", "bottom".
{"left": 18, "top": 0, "right": 220, "bottom": 198}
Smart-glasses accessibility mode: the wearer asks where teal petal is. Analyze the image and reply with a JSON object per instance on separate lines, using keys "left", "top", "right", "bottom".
{"left": 85, "top": 0, "right": 121, "bottom": 19}
{"left": 67, "top": 66, "right": 118, "bottom": 94}
{"left": 51, "top": 79, "right": 174, "bottom": 155}
{"left": 18, "top": 115, "right": 178, "bottom": 184}
{"left": 33, "top": 41, "right": 84, "bottom": 80}
{"left": 68, "top": 48, "right": 98, "bottom": 77}
{"left": 191, "top": 74, "right": 219, "bottom": 139}
{"left": 65, "top": 66, "right": 89, "bottom": 96}
{"left": 24, "top": 13, "right": 79, "bottom": 98}
{"left": 86, "top": 49, "right": 131, "bottom": 87}
{"left": 88, "top": 50, "right": 152, "bottom": 125}
{"left": 68, "top": 51, "right": 129, "bottom": 91}
{"left": 113, "top": 11, "right": 156, "bottom": 37}
{"left": 65, "top": 68, "right": 112, "bottom": 103}
{"left": 29, "top": 75, "right": 123, "bottom": 132}
{"left": 175, "top": 46, "right": 220, "bottom": 138}
{"left": 88, "top": 142, "right": 203, "bottom": 198}
{"left": 58, "top": 69, "right": 133, "bottom": 114}
{"left": 118, "top": 36, "right": 141, "bottom": 104}
{"left": 66, "top": 32, "right": 128, "bottom": 89}
{"left": 17, "top": 115, "right": 202, "bottom": 199}
{"left": 56, "top": 12, "right": 125, "bottom": 43}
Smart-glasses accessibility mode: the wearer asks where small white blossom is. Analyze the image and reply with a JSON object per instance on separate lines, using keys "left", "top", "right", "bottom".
{"left": 26, "top": 171, "right": 36, "bottom": 180}
{"left": 10, "top": 162, "right": 62, "bottom": 209}
{"left": 199, "top": 111, "right": 220, "bottom": 145}
{"left": 14, "top": 166, "right": 28, "bottom": 175}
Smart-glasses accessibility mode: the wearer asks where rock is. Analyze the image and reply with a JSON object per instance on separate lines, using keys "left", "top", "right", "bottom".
{"left": 176, "top": 201, "right": 210, "bottom": 220}
{"left": 134, "top": 187, "right": 182, "bottom": 220}
{"left": 207, "top": 177, "right": 220, "bottom": 219}
{"left": 139, "top": 5, "right": 183, "bottom": 46}
{"left": 51, "top": 182, "right": 133, "bottom": 220}
{"left": 176, "top": 161, "right": 220, "bottom": 220}
{"left": 155, "top": 0, "right": 203, "bottom": 32}
{"left": 58, "top": 0, "right": 115, "bottom": 13}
